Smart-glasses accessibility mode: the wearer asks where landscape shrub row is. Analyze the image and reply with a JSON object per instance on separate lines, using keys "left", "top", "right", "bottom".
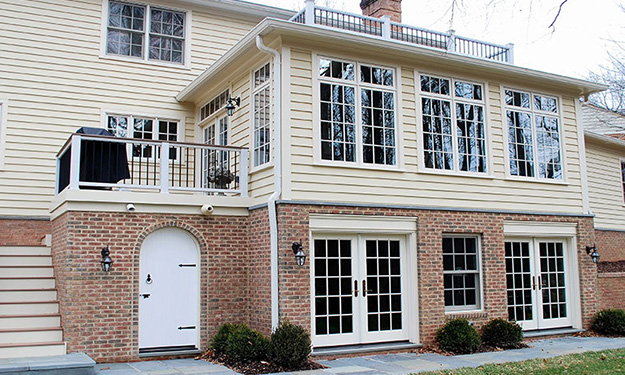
{"left": 436, "top": 318, "right": 523, "bottom": 354}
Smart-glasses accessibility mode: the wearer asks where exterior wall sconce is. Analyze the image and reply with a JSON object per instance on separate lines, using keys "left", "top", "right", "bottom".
{"left": 101, "top": 246, "right": 113, "bottom": 272}
{"left": 586, "top": 245, "right": 600, "bottom": 264}
{"left": 225, "top": 97, "right": 240, "bottom": 116}
{"left": 292, "top": 241, "right": 306, "bottom": 266}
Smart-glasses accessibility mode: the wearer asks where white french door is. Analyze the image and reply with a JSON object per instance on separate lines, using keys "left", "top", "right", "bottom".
{"left": 505, "top": 238, "right": 572, "bottom": 331}
{"left": 312, "top": 235, "right": 409, "bottom": 347}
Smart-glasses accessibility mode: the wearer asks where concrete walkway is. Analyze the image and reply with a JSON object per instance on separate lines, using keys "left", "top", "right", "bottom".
{"left": 94, "top": 336, "right": 625, "bottom": 375}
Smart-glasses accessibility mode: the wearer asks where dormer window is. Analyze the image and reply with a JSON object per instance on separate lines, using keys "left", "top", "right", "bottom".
{"left": 106, "top": 1, "right": 186, "bottom": 65}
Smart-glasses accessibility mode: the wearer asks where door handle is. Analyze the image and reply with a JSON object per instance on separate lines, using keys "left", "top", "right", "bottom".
{"left": 354, "top": 280, "right": 359, "bottom": 297}
{"left": 146, "top": 274, "right": 153, "bottom": 284}
{"left": 538, "top": 276, "right": 542, "bottom": 290}
{"left": 362, "top": 280, "right": 373, "bottom": 297}
{"left": 139, "top": 293, "right": 151, "bottom": 299}
{"left": 532, "top": 276, "right": 536, "bottom": 290}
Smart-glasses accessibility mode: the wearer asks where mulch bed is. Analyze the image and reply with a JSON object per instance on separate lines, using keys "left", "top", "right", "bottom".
{"left": 196, "top": 350, "right": 325, "bottom": 375}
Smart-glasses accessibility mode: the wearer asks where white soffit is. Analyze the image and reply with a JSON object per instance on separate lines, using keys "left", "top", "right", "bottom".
{"left": 309, "top": 214, "right": 417, "bottom": 234}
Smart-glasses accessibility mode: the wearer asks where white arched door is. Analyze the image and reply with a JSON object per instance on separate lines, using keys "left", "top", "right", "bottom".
{"left": 139, "top": 228, "right": 200, "bottom": 354}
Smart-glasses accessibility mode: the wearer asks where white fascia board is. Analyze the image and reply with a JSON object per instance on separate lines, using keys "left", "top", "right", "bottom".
{"left": 585, "top": 130, "right": 625, "bottom": 151}
{"left": 176, "top": 0, "right": 294, "bottom": 19}
{"left": 177, "top": 19, "right": 607, "bottom": 103}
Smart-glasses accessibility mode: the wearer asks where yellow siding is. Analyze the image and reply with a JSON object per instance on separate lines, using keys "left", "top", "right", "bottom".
{"left": 287, "top": 48, "right": 585, "bottom": 214}
{"left": 0, "top": 0, "right": 261, "bottom": 216}
{"left": 586, "top": 141, "right": 625, "bottom": 229}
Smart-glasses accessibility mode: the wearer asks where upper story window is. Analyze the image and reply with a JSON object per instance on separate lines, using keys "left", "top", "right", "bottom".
{"left": 505, "top": 90, "right": 562, "bottom": 180}
{"left": 200, "top": 90, "right": 229, "bottom": 123}
{"left": 253, "top": 63, "right": 271, "bottom": 168}
{"left": 621, "top": 161, "right": 625, "bottom": 203}
{"left": 107, "top": 114, "right": 178, "bottom": 159}
{"left": 443, "top": 236, "right": 482, "bottom": 311}
{"left": 106, "top": 1, "right": 186, "bottom": 64}
{"left": 419, "top": 75, "right": 486, "bottom": 173}
{"left": 319, "top": 58, "right": 396, "bottom": 166}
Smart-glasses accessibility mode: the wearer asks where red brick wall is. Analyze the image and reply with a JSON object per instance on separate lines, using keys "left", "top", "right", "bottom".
{"left": 0, "top": 218, "right": 50, "bottom": 246}
{"left": 595, "top": 230, "right": 625, "bottom": 262}
{"left": 275, "top": 204, "right": 597, "bottom": 345}
{"left": 248, "top": 207, "right": 272, "bottom": 335}
{"left": 597, "top": 272, "right": 625, "bottom": 310}
{"left": 51, "top": 211, "right": 250, "bottom": 362}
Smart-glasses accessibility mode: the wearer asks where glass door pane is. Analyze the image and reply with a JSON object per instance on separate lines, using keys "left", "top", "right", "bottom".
{"left": 505, "top": 241, "right": 537, "bottom": 330}
{"left": 538, "top": 241, "right": 570, "bottom": 327}
{"left": 365, "top": 240, "right": 403, "bottom": 333}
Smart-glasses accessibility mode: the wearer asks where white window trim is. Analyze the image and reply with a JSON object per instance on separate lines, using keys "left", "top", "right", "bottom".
{"left": 0, "top": 99, "right": 7, "bottom": 169}
{"left": 99, "top": 0, "right": 192, "bottom": 69}
{"left": 442, "top": 234, "right": 484, "bottom": 313}
{"left": 620, "top": 158, "right": 625, "bottom": 206}
{"left": 100, "top": 110, "right": 184, "bottom": 148}
{"left": 249, "top": 61, "right": 274, "bottom": 173}
{"left": 312, "top": 54, "right": 403, "bottom": 171}
{"left": 415, "top": 71, "right": 493, "bottom": 178}
{"left": 501, "top": 87, "right": 567, "bottom": 183}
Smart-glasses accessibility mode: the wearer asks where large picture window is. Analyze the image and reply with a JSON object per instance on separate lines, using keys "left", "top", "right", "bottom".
{"left": 505, "top": 90, "right": 562, "bottom": 179}
{"left": 419, "top": 75, "right": 486, "bottom": 173}
{"left": 443, "top": 236, "right": 481, "bottom": 311}
{"left": 106, "top": 1, "right": 186, "bottom": 64}
{"left": 253, "top": 63, "right": 271, "bottom": 167}
{"left": 319, "top": 58, "right": 397, "bottom": 166}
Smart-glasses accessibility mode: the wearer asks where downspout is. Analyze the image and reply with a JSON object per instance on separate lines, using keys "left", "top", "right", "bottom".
{"left": 256, "top": 35, "right": 281, "bottom": 330}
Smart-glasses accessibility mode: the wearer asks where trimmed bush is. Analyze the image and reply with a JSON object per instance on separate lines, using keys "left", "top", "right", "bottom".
{"left": 481, "top": 318, "right": 523, "bottom": 348}
{"left": 436, "top": 318, "right": 481, "bottom": 354}
{"left": 270, "top": 321, "right": 311, "bottom": 369}
{"left": 210, "top": 323, "right": 242, "bottom": 354}
{"left": 224, "top": 324, "right": 270, "bottom": 363}
{"left": 592, "top": 309, "right": 625, "bottom": 335}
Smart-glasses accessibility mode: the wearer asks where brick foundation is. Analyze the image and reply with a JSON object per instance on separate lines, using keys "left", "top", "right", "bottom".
{"left": 0, "top": 218, "right": 50, "bottom": 246}
{"left": 597, "top": 272, "right": 625, "bottom": 311}
{"left": 595, "top": 230, "right": 625, "bottom": 262}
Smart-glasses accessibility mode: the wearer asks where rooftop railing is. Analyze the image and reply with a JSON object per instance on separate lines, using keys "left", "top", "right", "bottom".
{"left": 290, "top": 0, "right": 514, "bottom": 64}
{"left": 56, "top": 134, "right": 248, "bottom": 197}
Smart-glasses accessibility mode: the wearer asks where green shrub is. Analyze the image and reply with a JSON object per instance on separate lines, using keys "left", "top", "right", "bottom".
{"left": 224, "top": 324, "right": 270, "bottom": 363}
{"left": 210, "top": 323, "right": 242, "bottom": 354}
{"left": 592, "top": 309, "right": 625, "bottom": 335}
{"left": 481, "top": 318, "right": 523, "bottom": 348}
{"left": 270, "top": 321, "right": 311, "bottom": 369}
{"left": 436, "top": 318, "right": 481, "bottom": 354}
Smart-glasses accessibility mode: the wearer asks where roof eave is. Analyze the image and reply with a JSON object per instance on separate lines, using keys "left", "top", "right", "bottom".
{"left": 585, "top": 131, "right": 625, "bottom": 150}
{"left": 176, "top": 0, "right": 294, "bottom": 19}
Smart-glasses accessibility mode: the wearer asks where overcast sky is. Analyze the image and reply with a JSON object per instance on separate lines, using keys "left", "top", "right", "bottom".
{"left": 247, "top": 0, "right": 624, "bottom": 80}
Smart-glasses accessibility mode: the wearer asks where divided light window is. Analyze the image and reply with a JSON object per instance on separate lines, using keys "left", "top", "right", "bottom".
{"left": 443, "top": 236, "right": 481, "bottom": 311}
{"left": 419, "top": 75, "right": 486, "bottom": 173}
{"left": 505, "top": 90, "right": 563, "bottom": 179}
{"left": 319, "top": 58, "right": 396, "bottom": 165}
{"left": 106, "top": 1, "right": 186, "bottom": 64}
{"left": 107, "top": 114, "right": 178, "bottom": 159}
{"left": 621, "top": 161, "right": 625, "bottom": 203}
{"left": 253, "top": 63, "right": 271, "bottom": 167}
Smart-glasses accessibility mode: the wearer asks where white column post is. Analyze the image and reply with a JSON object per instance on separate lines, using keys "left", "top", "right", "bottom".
{"left": 446, "top": 29, "right": 456, "bottom": 53}
{"left": 160, "top": 143, "right": 170, "bottom": 194}
{"left": 305, "top": 0, "right": 315, "bottom": 26}
{"left": 506, "top": 43, "right": 515, "bottom": 64}
{"left": 69, "top": 134, "right": 81, "bottom": 190}
{"left": 381, "top": 15, "right": 391, "bottom": 40}
{"left": 239, "top": 149, "right": 249, "bottom": 197}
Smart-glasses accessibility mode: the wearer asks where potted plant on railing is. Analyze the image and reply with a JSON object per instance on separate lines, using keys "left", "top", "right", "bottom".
{"left": 209, "top": 167, "right": 235, "bottom": 189}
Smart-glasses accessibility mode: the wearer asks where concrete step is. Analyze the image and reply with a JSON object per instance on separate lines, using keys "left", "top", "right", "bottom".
{"left": 0, "top": 301, "right": 59, "bottom": 315}
{"left": 0, "top": 314, "right": 60, "bottom": 330}
{"left": 0, "top": 327, "right": 63, "bottom": 345}
{"left": 0, "top": 255, "right": 52, "bottom": 266}
{"left": 0, "top": 246, "right": 51, "bottom": 256}
{"left": 0, "top": 289, "right": 57, "bottom": 303}
{"left": 0, "top": 278, "right": 55, "bottom": 289}
{"left": 0, "top": 342, "right": 66, "bottom": 360}
{"left": 0, "top": 266, "right": 54, "bottom": 278}
{"left": 0, "top": 352, "right": 94, "bottom": 374}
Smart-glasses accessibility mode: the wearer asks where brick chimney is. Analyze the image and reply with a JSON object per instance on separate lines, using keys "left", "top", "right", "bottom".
{"left": 360, "top": 0, "right": 402, "bottom": 23}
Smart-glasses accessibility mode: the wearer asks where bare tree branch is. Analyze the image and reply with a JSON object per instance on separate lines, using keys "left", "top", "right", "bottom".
{"left": 549, "top": 0, "right": 568, "bottom": 29}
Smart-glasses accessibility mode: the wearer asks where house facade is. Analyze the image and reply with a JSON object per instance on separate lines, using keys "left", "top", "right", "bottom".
{"left": 0, "top": 0, "right": 605, "bottom": 363}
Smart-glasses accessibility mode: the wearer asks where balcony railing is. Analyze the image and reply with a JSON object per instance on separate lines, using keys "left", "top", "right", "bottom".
{"left": 290, "top": 1, "right": 514, "bottom": 64}
{"left": 56, "top": 134, "right": 248, "bottom": 197}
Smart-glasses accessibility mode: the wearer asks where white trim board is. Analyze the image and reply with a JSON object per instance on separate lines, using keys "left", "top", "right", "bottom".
{"left": 309, "top": 214, "right": 417, "bottom": 234}
{"left": 503, "top": 221, "right": 577, "bottom": 237}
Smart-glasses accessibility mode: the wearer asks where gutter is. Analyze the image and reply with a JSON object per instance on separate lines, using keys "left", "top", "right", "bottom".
{"left": 255, "top": 35, "right": 282, "bottom": 330}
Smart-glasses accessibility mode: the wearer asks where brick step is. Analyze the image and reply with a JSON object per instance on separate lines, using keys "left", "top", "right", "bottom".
{"left": 0, "top": 314, "right": 61, "bottom": 329}
{"left": 0, "top": 327, "right": 63, "bottom": 345}
{"left": 0, "top": 255, "right": 52, "bottom": 266}
{"left": 0, "top": 246, "right": 51, "bottom": 256}
{"left": 0, "top": 289, "right": 57, "bottom": 303}
{"left": 0, "top": 266, "right": 54, "bottom": 278}
{"left": 0, "top": 341, "right": 66, "bottom": 359}
{"left": 0, "top": 277, "right": 55, "bottom": 289}
{"left": 0, "top": 301, "right": 59, "bottom": 315}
